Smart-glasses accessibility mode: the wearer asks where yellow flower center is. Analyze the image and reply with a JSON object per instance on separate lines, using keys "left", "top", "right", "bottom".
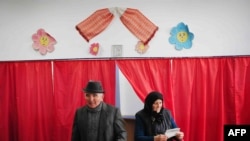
{"left": 39, "top": 35, "right": 50, "bottom": 47}
{"left": 139, "top": 44, "right": 145, "bottom": 50}
{"left": 93, "top": 46, "right": 98, "bottom": 52}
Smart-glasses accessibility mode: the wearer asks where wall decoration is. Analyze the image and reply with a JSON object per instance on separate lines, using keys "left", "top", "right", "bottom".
{"left": 169, "top": 22, "right": 194, "bottom": 50}
{"left": 89, "top": 43, "right": 100, "bottom": 56}
{"left": 135, "top": 41, "right": 149, "bottom": 54}
{"left": 76, "top": 7, "right": 158, "bottom": 45}
{"left": 32, "top": 28, "right": 57, "bottom": 55}
{"left": 112, "top": 45, "right": 123, "bottom": 57}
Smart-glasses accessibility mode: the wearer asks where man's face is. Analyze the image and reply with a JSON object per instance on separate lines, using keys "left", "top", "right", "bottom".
{"left": 85, "top": 93, "right": 104, "bottom": 108}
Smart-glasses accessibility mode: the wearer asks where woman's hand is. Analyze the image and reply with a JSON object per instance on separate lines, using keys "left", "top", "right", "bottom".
{"left": 176, "top": 131, "right": 184, "bottom": 140}
{"left": 154, "top": 134, "right": 168, "bottom": 141}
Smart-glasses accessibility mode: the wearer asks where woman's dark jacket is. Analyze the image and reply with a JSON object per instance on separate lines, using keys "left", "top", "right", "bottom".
{"left": 134, "top": 108, "right": 178, "bottom": 141}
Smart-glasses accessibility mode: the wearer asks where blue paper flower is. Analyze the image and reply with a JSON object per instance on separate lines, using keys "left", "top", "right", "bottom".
{"left": 169, "top": 22, "right": 194, "bottom": 50}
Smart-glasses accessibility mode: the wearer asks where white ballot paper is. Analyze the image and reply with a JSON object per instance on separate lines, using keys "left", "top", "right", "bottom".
{"left": 165, "top": 128, "right": 180, "bottom": 138}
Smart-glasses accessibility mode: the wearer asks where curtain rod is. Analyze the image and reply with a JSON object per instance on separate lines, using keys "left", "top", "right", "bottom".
{"left": 1, "top": 55, "right": 250, "bottom": 62}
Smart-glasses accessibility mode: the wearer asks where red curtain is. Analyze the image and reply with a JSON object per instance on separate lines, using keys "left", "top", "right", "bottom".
{"left": 171, "top": 58, "right": 233, "bottom": 141}
{"left": 116, "top": 59, "right": 174, "bottom": 111}
{"left": 1, "top": 57, "right": 250, "bottom": 141}
{"left": 0, "top": 60, "right": 115, "bottom": 141}
{"left": 0, "top": 61, "right": 54, "bottom": 141}
{"left": 171, "top": 57, "right": 250, "bottom": 141}
{"left": 234, "top": 57, "right": 250, "bottom": 124}
{"left": 117, "top": 57, "right": 250, "bottom": 141}
{"left": 52, "top": 60, "right": 116, "bottom": 141}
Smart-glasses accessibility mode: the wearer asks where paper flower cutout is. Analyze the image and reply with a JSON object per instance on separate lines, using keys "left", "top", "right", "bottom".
{"left": 32, "top": 29, "right": 57, "bottom": 55}
{"left": 89, "top": 43, "right": 99, "bottom": 56}
{"left": 135, "top": 41, "right": 149, "bottom": 54}
{"left": 169, "top": 22, "right": 194, "bottom": 50}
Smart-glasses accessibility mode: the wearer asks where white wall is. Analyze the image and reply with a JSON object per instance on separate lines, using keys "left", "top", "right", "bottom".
{"left": 1, "top": 0, "right": 249, "bottom": 117}
{"left": 0, "top": 0, "right": 249, "bottom": 61}
{"left": 117, "top": 68, "right": 143, "bottom": 117}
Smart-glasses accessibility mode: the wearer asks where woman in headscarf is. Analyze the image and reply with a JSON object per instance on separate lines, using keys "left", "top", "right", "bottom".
{"left": 134, "top": 91, "right": 184, "bottom": 141}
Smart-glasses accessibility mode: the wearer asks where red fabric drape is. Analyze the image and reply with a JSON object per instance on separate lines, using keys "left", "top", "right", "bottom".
{"left": 0, "top": 61, "right": 54, "bottom": 141}
{"left": 1, "top": 57, "right": 250, "bottom": 141}
{"left": 52, "top": 60, "right": 116, "bottom": 141}
{"left": 117, "top": 57, "right": 250, "bottom": 141}
{"left": 234, "top": 57, "right": 250, "bottom": 124}
{"left": 171, "top": 57, "right": 250, "bottom": 141}
{"left": 171, "top": 58, "right": 233, "bottom": 141}
{"left": 0, "top": 60, "right": 115, "bottom": 141}
{"left": 116, "top": 59, "right": 173, "bottom": 112}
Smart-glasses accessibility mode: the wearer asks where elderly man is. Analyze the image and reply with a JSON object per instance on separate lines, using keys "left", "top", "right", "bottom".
{"left": 72, "top": 80, "right": 127, "bottom": 141}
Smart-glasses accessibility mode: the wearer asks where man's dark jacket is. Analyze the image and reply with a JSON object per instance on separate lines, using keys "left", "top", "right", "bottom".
{"left": 72, "top": 102, "right": 127, "bottom": 141}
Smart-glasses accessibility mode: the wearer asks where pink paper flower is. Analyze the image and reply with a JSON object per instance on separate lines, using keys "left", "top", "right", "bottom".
{"left": 32, "top": 29, "right": 57, "bottom": 55}
{"left": 89, "top": 43, "right": 99, "bottom": 56}
{"left": 135, "top": 41, "right": 149, "bottom": 54}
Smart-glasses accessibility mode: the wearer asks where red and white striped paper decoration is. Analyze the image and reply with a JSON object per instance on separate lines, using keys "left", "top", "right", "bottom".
{"left": 76, "top": 7, "right": 158, "bottom": 45}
